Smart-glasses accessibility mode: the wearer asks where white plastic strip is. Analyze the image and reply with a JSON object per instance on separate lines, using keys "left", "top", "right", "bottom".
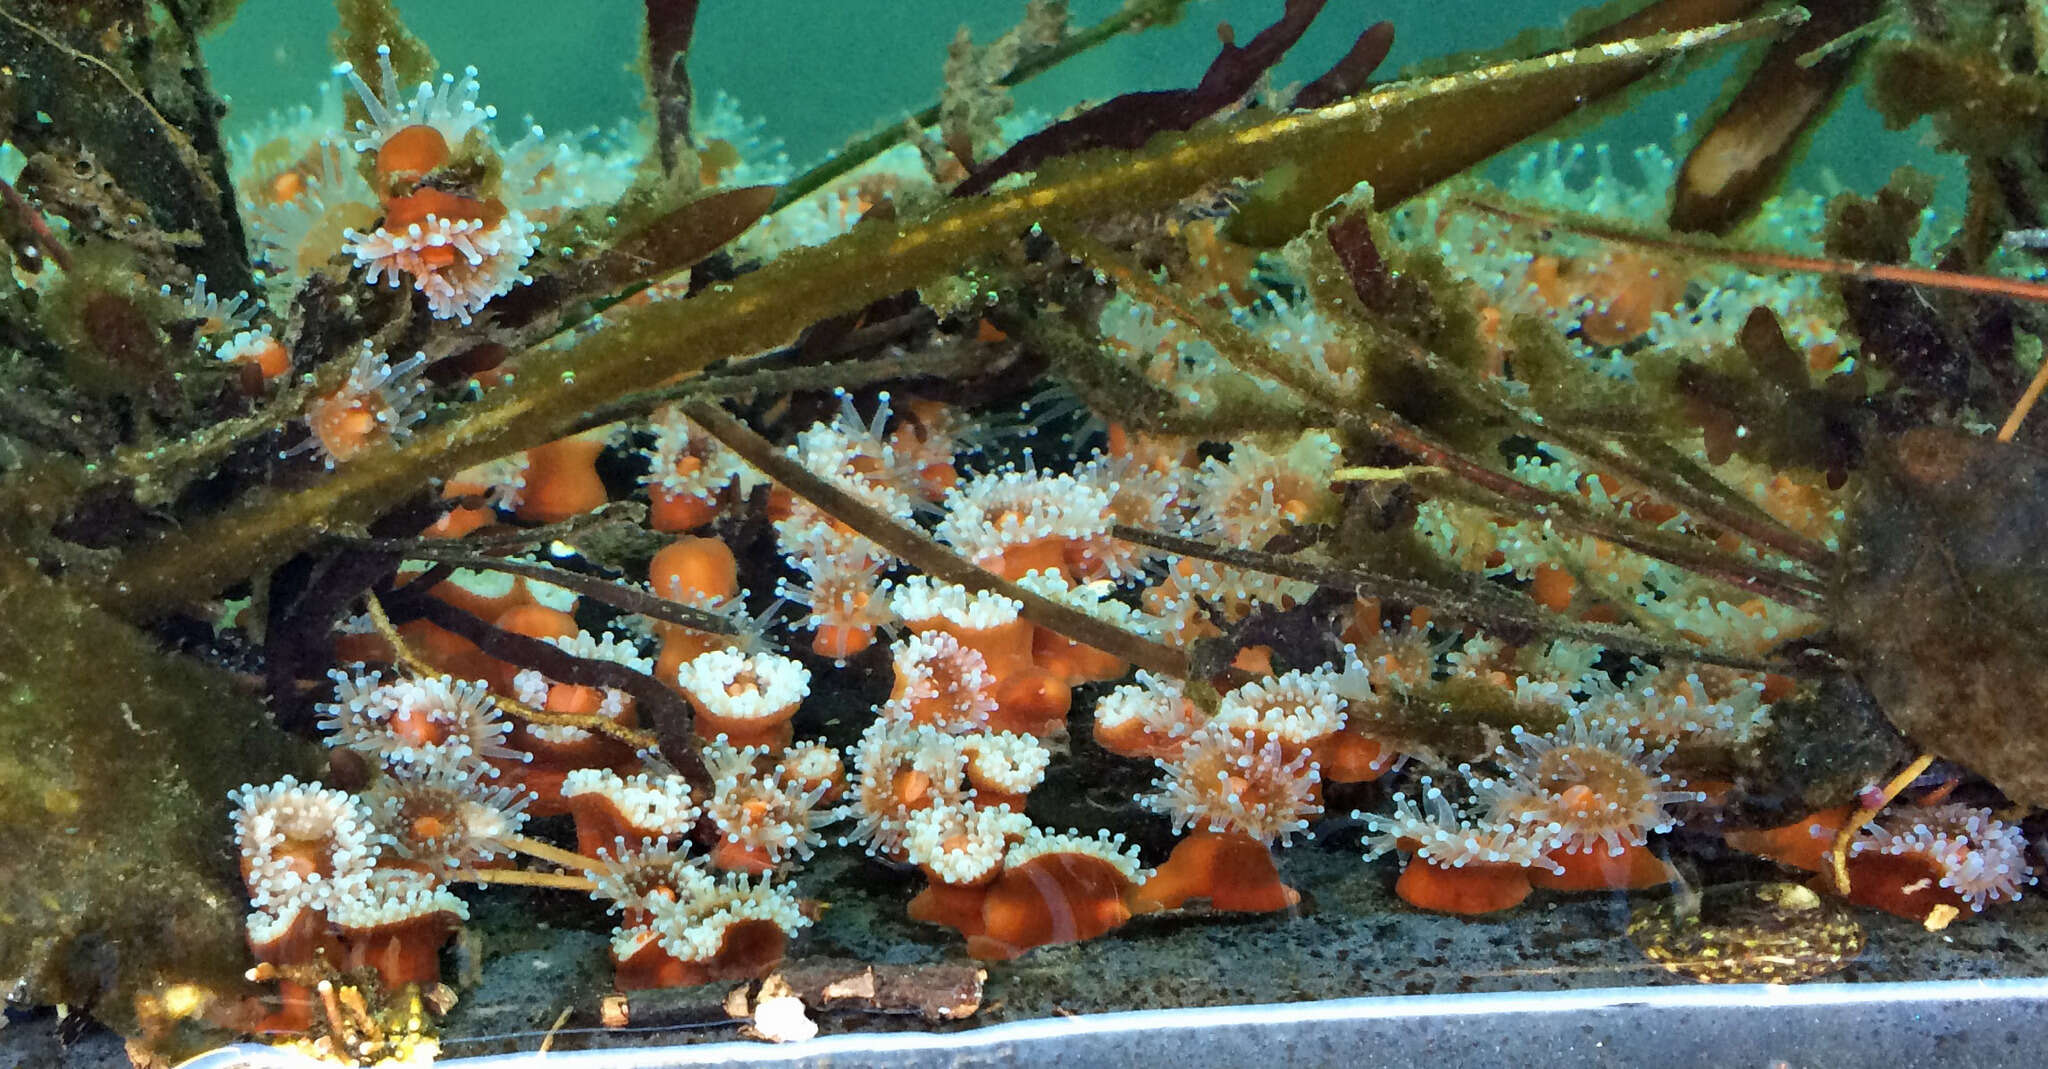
{"left": 175, "top": 977, "right": 2048, "bottom": 1068}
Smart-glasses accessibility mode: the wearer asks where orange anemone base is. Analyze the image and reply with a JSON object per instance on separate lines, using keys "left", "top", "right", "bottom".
{"left": 650, "top": 487, "right": 721, "bottom": 533}
{"left": 1394, "top": 858, "right": 1533, "bottom": 915}
{"left": 1528, "top": 843, "right": 1674, "bottom": 891}
{"left": 504, "top": 734, "right": 641, "bottom": 818}
{"left": 1316, "top": 728, "right": 1397, "bottom": 784}
{"left": 907, "top": 874, "right": 998, "bottom": 938}
{"left": 246, "top": 910, "right": 341, "bottom": 1034}
{"left": 566, "top": 790, "right": 680, "bottom": 859}
{"left": 1823, "top": 852, "right": 1970, "bottom": 924}
{"left": 708, "top": 837, "right": 780, "bottom": 877}
{"left": 1724, "top": 806, "right": 1852, "bottom": 873}
{"left": 963, "top": 853, "right": 1137, "bottom": 961}
{"left": 340, "top": 914, "right": 461, "bottom": 991}
{"left": 988, "top": 670, "right": 1073, "bottom": 737}
{"left": 1136, "top": 828, "right": 1298, "bottom": 913}
{"left": 693, "top": 709, "right": 797, "bottom": 752}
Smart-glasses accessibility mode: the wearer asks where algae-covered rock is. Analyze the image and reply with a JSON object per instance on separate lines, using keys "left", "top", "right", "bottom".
{"left": 0, "top": 0, "right": 253, "bottom": 293}
{"left": 1835, "top": 428, "right": 2048, "bottom": 807}
{"left": 1735, "top": 675, "right": 1913, "bottom": 824}
{"left": 0, "top": 555, "right": 314, "bottom": 1058}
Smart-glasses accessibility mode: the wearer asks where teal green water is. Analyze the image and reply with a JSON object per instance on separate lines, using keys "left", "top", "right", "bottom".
{"left": 207, "top": 0, "right": 1379, "bottom": 164}
{"left": 203, "top": 1, "right": 1938, "bottom": 196}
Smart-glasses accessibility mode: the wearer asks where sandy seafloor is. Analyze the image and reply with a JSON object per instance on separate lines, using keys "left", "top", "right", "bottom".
{"left": 14, "top": 822, "right": 2048, "bottom": 1066}
{"left": 432, "top": 849, "right": 2048, "bottom": 1057}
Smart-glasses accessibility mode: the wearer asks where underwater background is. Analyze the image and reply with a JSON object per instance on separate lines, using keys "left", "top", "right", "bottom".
{"left": 13, "top": 0, "right": 2048, "bottom": 1065}
{"left": 202, "top": 0, "right": 1933, "bottom": 191}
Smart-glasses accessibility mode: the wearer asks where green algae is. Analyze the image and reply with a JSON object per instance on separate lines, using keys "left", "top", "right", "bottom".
{"left": 0, "top": 548, "right": 316, "bottom": 1058}
{"left": 83, "top": 11, "right": 1786, "bottom": 625}
{"left": 1225, "top": 0, "right": 1778, "bottom": 246}
{"left": 0, "top": 0, "right": 252, "bottom": 292}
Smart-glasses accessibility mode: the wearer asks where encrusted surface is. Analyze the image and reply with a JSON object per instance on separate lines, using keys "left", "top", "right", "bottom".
{"left": 428, "top": 815, "right": 2048, "bottom": 1057}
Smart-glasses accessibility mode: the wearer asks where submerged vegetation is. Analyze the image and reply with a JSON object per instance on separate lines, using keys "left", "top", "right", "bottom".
{"left": 5, "top": 0, "right": 2048, "bottom": 1062}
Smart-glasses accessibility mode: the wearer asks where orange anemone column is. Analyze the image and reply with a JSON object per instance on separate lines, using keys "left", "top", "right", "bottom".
{"left": 1137, "top": 829, "right": 1298, "bottom": 913}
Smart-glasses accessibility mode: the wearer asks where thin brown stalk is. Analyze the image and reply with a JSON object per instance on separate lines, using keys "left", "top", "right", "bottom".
{"left": 505, "top": 834, "right": 602, "bottom": 872}
{"left": 0, "top": 173, "right": 71, "bottom": 272}
{"left": 1602, "top": 435, "right": 1835, "bottom": 567}
{"left": 361, "top": 590, "right": 665, "bottom": 753}
{"left": 1829, "top": 752, "right": 1936, "bottom": 896}
{"left": 455, "top": 868, "right": 597, "bottom": 892}
{"left": 1110, "top": 524, "right": 1801, "bottom": 675}
{"left": 339, "top": 536, "right": 737, "bottom": 635}
{"left": 1411, "top": 466, "right": 1827, "bottom": 610}
{"left": 1463, "top": 196, "right": 2048, "bottom": 305}
{"left": 576, "top": 326, "right": 992, "bottom": 433}
{"left": 2000, "top": 358, "right": 2048, "bottom": 442}
{"left": 378, "top": 590, "right": 700, "bottom": 790}
{"left": 682, "top": 401, "right": 1200, "bottom": 682}
{"left": 1421, "top": 365, "right": 1836, "bottom": 571}
{"left": 1055, "top": 226, "right": 1827, "bottom": 609}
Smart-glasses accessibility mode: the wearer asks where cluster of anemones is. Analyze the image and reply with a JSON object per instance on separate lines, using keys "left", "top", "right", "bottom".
{"left": 584, "top": 845, "right": 811, "bottom": 990}
{"left": 1412, "top": 449, "right": 1832, "bottom": 662}
{"left": 1393, "top": 132, "right": 1850, "bottom": 371}
{"left": 212, "top": 55, "right": 2041, "bottom": 1033}
{"left": 840, "top": 707, "right": 1144, "bottom": 961}
{"left": 903, "top": 811, "right": 1148, "bottom": 961}
{"left": 210, "top": 29, "right": 1525, "bottom": 1031}
{"left": 160, "top": 270, "right": 432, "bottom": 470}
{"left": 753, "top": 400, "right": 1487, "bottom": 937}
{"left": 768, "top": 394, "right": 946, "bottom": 661}
{"left": 1725, "top": 797, "right": 2035, "bottom": 926}
{"left": 158, "top": 274, "right": 295, "bottom": 394}
{"left": 546, "top": 626, "right": 835, "bottom": 985}
{"left": 235, "top": 547, "right": 840, "bottom": 1019}
{"left": 1322, "top": 609, "right": 1892, "bottom": 923}
{"left": 759, "top": 392, "right": 1357, "bottom": 668}
{"left": 1362, "top": 712, "right": 1701, "bottom": 914}
{"left": 309, "top": 399, "right": 839, "bottom": 999}
{"left": 1361, "top": 779, "right": 1567, "bottom": 915}
{"left": 220, "top": 48, "right": 552, "bottom": 474}
{"left": 230, "top": 672, "right": 534, "bottom": 1029}
{"left": 834, "top": 578, "right": 1155, "bottom": 960}
{"left": 215, "top": 46, "right": 660, "bottom": 490}
{"left": 642, "top": 405, "right": 762, "bottom": 533}
{"left": 753, "top": 438, "right": 1273, "bottom": 964}
{"left": 1377, "top": 137, "right": 1851, "bottom": 661}
{"left": 336, "top": 46, "right": 539, "bottom": 323}
{"left": 254, "top": 180, "right": 1835, "bottom": 1014}
{"left": 562, "top": 751, "right": 824, "bottom": 988}
{"left": 1128, "top": 666, "right": 1382, "bottom": 914}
